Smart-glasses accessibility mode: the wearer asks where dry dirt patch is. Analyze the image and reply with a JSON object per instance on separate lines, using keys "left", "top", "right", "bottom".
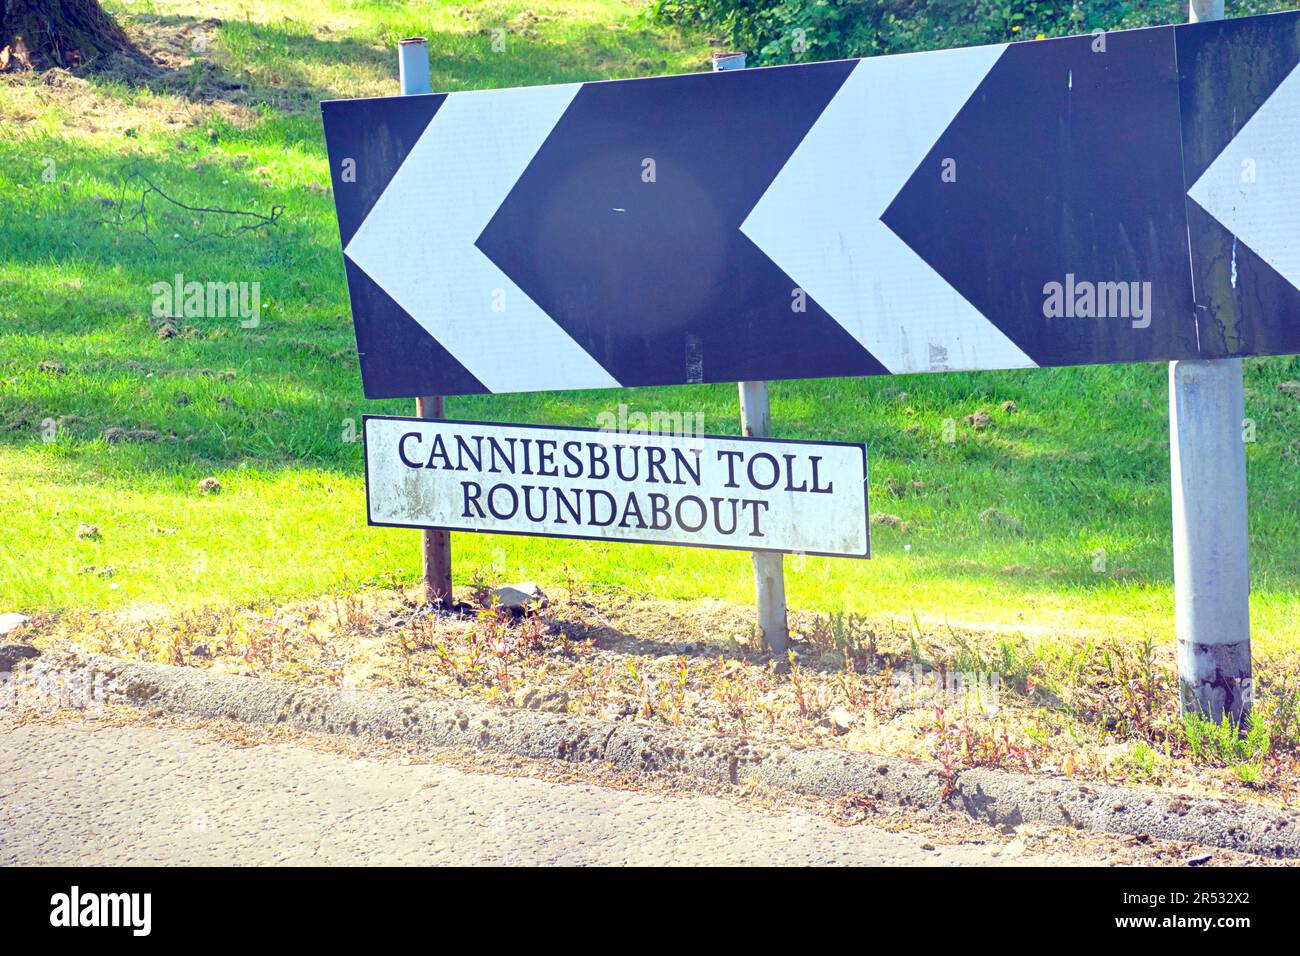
{"left": 1, "top": 16, "right": 262, "bottom": 139}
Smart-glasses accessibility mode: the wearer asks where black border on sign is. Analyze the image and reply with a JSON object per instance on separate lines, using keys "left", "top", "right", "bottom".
{"left": 361, "top": 415, "right": 871, "bottom": 559}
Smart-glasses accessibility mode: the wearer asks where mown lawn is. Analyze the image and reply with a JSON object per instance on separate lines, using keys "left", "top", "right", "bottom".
{"left": 1, "top": 0, "right": 1298, "bottom": 655}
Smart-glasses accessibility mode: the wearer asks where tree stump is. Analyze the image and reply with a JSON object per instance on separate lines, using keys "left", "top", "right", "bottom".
{"left": 0, "top": 0, "right": 135, "bottom": 71}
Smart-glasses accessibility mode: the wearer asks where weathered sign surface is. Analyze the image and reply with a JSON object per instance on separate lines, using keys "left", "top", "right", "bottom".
{"left": 323, "top": 12, "right": 1300, "bottom": 399}
{"left": 364, "top": 417, "right": 870, "bottom": 557}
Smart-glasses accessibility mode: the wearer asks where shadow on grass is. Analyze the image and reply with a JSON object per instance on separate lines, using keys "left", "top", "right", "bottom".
{"left": 77, "top": 12, "right": 700, "bottom": 116}
{"left": 72, "top": 13, "right": 390, "bottom": 114}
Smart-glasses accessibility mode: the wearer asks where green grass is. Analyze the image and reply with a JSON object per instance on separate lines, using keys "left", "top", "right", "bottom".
{"left": 1, "top": 0, "right": 1299, "bottom": 655}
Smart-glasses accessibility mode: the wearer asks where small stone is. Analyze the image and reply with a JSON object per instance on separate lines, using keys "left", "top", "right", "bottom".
{"left": 0, "top": 613, "right": 30, "bottom": 636}
{"left": 514, "top": 688, "right": 569, "bottom": 713}
{"left": 491, "top": 582, "right": 547, "bottom": 611}
{"left": 0, "top": 643, "right": 39, "bottom": 671}
{"left": 824, "top": 705, "right": 854, "bottom": 734}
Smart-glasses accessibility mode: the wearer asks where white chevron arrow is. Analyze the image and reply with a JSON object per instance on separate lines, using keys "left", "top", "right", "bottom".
{"left": 741, "top": 44, "right": 1036, "bottom": 374}
{"left": 344, "top": 85, "right": 621, "bottom": 394}
{"left": 1187, "top": 61, "right": 1300, "bottom": 292}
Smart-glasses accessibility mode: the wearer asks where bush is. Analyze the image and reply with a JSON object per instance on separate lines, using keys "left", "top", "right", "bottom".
{"left": 645, "top": 0, "right": 1270, "bottom": 66}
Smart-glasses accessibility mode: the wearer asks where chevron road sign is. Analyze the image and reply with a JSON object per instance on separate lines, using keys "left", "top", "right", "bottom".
{"left": 322, "top": 11, "right": 1300, "bottom": 399}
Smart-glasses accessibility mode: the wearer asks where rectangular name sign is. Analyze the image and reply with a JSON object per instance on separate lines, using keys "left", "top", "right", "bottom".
{"left": 364, "top": 416, "right": 869, "bottom": 558}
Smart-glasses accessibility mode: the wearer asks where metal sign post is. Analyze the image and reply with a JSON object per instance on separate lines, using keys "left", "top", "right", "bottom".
{"left": 398, "top": 37, "right": 453, "bottom": 609}
{"left": 738, "top": 380, "right": 789, "bottom": 654}
{"left": 714, "top": 50, "right": 790, "bottom": 655}
{"left": 1170, "top": 0, "right": 1252, "bottom": 723}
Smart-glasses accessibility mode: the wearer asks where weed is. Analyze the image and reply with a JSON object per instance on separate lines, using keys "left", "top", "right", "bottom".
{"left": 466, "top": 565, "right": 496, "bottom": 610}
{"left": 788, "top": 650, "right": 809, "bottom": 718}
{"left": 560, "top": 561, "right": 588, "bottom": 607}
{"left": 931, "top": 701, "right": 1036, "bottom": 799}
{"left": 1182, "top": 711, "right": 1271, "bottom": 768}
{"left": 1263, "top": 678, "right": 1300, "bottom": 746}
{"left": 808, "top": 610, "right": 877, "bottom": 668}
{"left": 1101, "top": 636, "right": 1171, "bottom": 743}
{"left": 1121, "top": 741, "right": 1158, "bottom": 781}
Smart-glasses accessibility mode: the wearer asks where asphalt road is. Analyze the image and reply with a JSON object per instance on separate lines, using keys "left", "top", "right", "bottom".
{"left": 0, "top": 721, "right": 1090, "bottom": 866}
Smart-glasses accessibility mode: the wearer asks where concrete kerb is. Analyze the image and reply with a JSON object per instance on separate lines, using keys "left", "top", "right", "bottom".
{"left": 12, "top": 650, "right": 1299, "bottom": 859}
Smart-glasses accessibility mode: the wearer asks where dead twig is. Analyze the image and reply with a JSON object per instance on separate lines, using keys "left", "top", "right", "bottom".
{"left": 97, "top": 169, "right": 284, "bottom": 244}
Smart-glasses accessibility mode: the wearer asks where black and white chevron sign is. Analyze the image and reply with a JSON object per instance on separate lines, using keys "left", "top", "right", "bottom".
{"left": 322, "top": 12, "right": 1300, "bottom": 399}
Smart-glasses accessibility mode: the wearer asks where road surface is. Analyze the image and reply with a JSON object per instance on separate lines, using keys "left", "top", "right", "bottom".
{"left": 0, "top": 720, "right": 1091, "bottom": 866}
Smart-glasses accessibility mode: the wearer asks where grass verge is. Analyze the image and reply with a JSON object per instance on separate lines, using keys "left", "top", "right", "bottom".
{"left": 0, "top": 0, "right": 1297, "bottom": 654}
